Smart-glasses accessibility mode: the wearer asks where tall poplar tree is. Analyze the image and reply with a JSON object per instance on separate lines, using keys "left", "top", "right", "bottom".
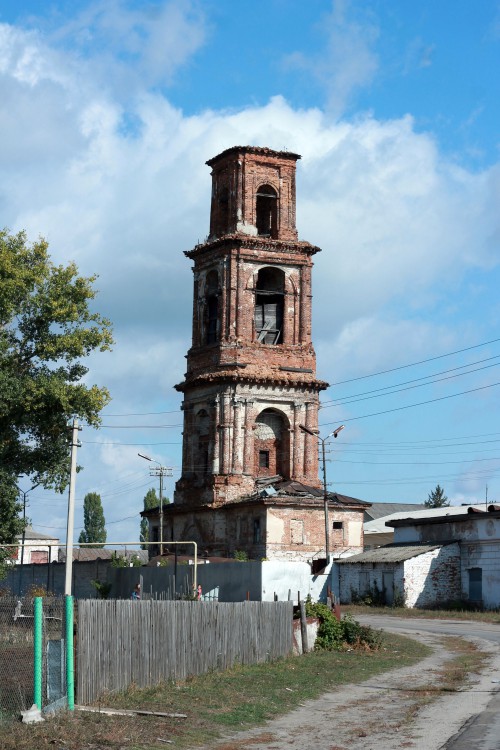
{"left": 79, "top": 492, "right": 107, "bottom": 547}
{"left": 140, "top": 488, "right": 158, "bottom": 549}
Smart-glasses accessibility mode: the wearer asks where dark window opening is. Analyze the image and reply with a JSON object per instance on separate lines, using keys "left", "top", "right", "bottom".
{"left": 256, "top": 184, "right": 278, "bottom": 238}
{"left": 332, "top": 521, "right": 343, "bottom": 530}
{"left": 469, "top": 567, "right": 482, "bottom": 602}
{"left": 205, "top": 270, "right": 219, "bottom": 345}
{"left": 196, "top": 410, "right": 210, "bottom": 476}
{"left": 219, "top": 186, "right": 229, "bottom": 232}
{"left": 255, "top": 267, "right": 284, "bottom": 344}
{"left": 206, "top": 296, "right": 218, "bottom": 344}
{"left": 259, "top": 450, "right": 270, "bottom": 468}
{"left": 253, "top": 519, "right": 261, "bottom": 544}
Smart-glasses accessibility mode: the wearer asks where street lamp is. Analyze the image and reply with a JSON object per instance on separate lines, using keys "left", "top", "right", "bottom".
{"left": 299, "top": 424, "right": 345, "bottom": 562}
{"left": 138, "top": 453, "right": 173, "bottom": 556}
{"left": 17, "top": 482, "right": 40, "bottom": 596}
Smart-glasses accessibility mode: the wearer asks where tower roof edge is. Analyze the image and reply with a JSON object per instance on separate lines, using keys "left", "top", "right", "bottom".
{"left": 206, "top": 145, "right": 301, "bottom": 166}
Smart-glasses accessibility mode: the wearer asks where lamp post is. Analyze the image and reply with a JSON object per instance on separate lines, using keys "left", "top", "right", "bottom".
{"left": 299, "top": 424, "right": 345, "bottom": 562}
{"left": 138, "top": 454, "right": 173, "bottom": 556}
{"left": 17, "top": 482, "right": 40, "bottom": 596}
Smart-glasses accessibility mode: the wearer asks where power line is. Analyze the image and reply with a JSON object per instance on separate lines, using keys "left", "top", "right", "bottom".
{"left": 102, "top": 410, "right": 179, "bottom": 417}
{"left": 321, "top": 356, "right": 500, "bottom": 408}
{"left": 328, "top": 336, "right": 500, "bottom": 386}
{"left": 99, "top": 424, "right": 182, "bottom": 429}
{"left": 82, "top": 441, "right": 181, "bottom": 446}
{"left": 320, "top": 380, "right": 500, "bottom": 426}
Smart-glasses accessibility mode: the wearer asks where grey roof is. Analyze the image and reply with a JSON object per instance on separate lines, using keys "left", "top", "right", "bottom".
{"left": 364, "top": 503, "right": 426, "bottom": 521}
{"left": 58, "top": 548, "right": 149, "bottom": 563}
{"left": 337, "top": 542, "right": 455, "bottom": 564}
{"left": 364, "top": 503, "right": 493, "bottom": 535}
{"left": 18, "top": 527, "right": 59, "bottom": 542}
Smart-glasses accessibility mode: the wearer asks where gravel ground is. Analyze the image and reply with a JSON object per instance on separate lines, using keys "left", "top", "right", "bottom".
{"left": 203, "top": 628, "right": 500, "bottom": 750}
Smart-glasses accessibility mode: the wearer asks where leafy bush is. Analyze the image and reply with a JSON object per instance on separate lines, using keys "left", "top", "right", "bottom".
{"left": 305, "top": 598, "right": 382, "bottom": 651}
{"left": 111, "top": 552, "right": 142, "bottom": 568}
{"left": 91, "top": 579, "right": 112, "bottom": 599}
{"left": 233, "top": 550, "right": 249, "bottom": 561}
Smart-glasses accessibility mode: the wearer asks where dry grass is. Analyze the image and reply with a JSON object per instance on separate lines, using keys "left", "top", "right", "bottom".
{"left": 0, "top": 632, "right": 428, "bottom": 750}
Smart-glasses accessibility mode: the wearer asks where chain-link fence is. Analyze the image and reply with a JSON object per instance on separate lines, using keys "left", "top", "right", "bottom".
{"left": 0, "top": 596, "right": 65, "bottom": 721}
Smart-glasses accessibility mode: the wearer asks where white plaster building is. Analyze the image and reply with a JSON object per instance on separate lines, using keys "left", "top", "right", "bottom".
{"left": 338, "top": 505, "right": 500, "bottom": 609}
{"left": 14, "top": 527, "right": 59, "bottom": 564}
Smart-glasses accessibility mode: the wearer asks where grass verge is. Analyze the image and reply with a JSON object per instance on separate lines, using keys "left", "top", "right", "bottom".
{"left": 343, "top": 604, "right": 500, "bottom": 623}
{"left": 0, "top": 632, "right": 429, "bottom": 750}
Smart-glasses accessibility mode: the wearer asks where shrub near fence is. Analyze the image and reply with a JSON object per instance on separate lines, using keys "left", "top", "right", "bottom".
{"left": 77, "top": 600, "right": 293, "bottom": 704}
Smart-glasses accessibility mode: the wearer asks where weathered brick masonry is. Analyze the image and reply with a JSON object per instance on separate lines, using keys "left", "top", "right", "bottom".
{"left": 144, "top": 146, "right": 368, "bottom": 560}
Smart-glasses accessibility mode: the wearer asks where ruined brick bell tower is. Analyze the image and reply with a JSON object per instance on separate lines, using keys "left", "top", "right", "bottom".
{"left": 174, "top": 146, "right": 328, "bottom": 508}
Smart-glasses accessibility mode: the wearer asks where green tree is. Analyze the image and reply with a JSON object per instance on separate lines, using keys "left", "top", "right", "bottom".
{"left": 425, "top": 484, "right": 449, "bottom": 508}
{"left": 140, "top": 488, "right": 158, "bottom": 549}
{"left": 0, "top": 471, "right": 24, "bottom": 579}
{"left": 78, "top": 492, "right": 107, "bottom": 546}
{"left": 0, "top": 229, "right": 113, "bottom": 492}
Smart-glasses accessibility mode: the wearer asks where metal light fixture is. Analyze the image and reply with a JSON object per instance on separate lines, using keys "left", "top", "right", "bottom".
{"left": 299, "top": 424, "right": 346, "bottom": 562}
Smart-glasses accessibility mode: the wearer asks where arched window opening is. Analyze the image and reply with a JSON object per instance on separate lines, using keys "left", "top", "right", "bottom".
{"left": 254, "top": 267, "right": 284, "bottom": 344}
{"left": 256, "top": 184, "right": 278, "bottom": 238}
{"left": 196, "top": 409, "right": 210, "bottom": 476}
{"left": 218, "top": 186, "right": 229, "bottom": 234}
{"left": 254, "top": 409, "right": 289, "bottom": 478}
{"left": 205, "top": 270, "right": 219, "bottom": 345}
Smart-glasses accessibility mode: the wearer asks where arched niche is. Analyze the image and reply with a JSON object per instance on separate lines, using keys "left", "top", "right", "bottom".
{"left": 254, "top": 408, "right": 290, "bottom": 478}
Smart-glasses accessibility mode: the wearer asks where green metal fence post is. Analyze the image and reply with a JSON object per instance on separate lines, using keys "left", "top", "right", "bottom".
{"left": 33, "top": 597, "right": 43, "bottom": 709}
{"left": 65, "top": 595, "right": 75, "bottom": 710}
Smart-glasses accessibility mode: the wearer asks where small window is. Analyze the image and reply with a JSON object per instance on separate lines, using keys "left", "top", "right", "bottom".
{"left": 259, "top": 450, "right": 270, "bottom": 468}
{"left": 253, "top": 519, "right": 261, "bottom": 544}
{"left": 332, "top": 521, "right": 343, "bottom": 530}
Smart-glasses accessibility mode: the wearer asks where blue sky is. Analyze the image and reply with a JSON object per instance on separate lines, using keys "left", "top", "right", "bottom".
{"left": 1, "top": 0, "right": 499, "bottom": 546}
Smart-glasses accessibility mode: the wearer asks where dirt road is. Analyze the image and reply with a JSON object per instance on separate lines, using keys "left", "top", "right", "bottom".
{"left": 205, "top": 622, "right": 500, "bottom": 750}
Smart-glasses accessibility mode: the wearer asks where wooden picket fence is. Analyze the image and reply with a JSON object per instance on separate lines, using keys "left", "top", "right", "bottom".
{"left": 76, "top": 600, "right": 293, "bottom": 704}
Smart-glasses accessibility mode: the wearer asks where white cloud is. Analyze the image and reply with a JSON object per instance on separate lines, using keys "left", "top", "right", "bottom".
{"left": 2, "top": 9, "right": 500, "bottom": 526}
{"left": 283, "top": 0, "right": 379, "bottom": 117}
{"left": 48, "top": 0, "right": 207, "bottom": 92}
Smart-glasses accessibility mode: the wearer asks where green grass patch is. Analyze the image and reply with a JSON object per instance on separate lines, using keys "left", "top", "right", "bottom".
{"left": 343, "top": 604, "right": 500, "bottom": 623}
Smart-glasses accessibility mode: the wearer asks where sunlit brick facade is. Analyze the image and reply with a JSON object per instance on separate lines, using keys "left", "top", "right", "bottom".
{"left": 144, "top": 147, "right": 369, "bottom": 561}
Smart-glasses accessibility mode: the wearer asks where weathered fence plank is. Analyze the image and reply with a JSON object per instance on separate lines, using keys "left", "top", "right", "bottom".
{"left": 76, "top": 600, "right": 293, "bottom": 704}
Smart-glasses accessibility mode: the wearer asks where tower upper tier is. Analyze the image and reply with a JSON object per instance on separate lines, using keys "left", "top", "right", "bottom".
{"left": 206, "top": 146, "right": 301, "bottom": 243}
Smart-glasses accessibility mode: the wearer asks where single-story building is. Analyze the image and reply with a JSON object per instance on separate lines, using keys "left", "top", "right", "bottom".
{"left": 13, "top": 527, "right": 59, "bottom": 565}
{"left": 363, "top": 503, "right": 491, "bottom": 549}
{"left": 338, "top": 504, "right": 500, "bottom": 609}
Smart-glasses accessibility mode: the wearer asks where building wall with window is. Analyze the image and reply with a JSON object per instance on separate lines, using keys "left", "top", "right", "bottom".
{"left": 382, "top": 509, "right": 500, "bottom": 608}
{"left": 157, "top": 501, "right": 365, "bottom": 562}
{"left": 339, "top": 509, "right": 500, "bottom": 609}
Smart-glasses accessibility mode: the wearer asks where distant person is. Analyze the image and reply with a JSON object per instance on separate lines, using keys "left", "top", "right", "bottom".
{"left": 131, "top": 583, "right": 141, "bottom": 600}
